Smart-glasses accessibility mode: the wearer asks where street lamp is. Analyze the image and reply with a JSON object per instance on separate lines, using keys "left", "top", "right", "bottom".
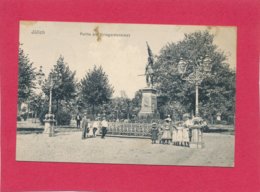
{"left": 178, "top": 57, "right": 211, "bottom": 117}
{"left": 33, "top": 66, "right": 45, "bottom": 123}
{"left": 36, "top": 66, "right": 45, "bottom": 87}
{"left": 44, "top": 72, "right": 60, "bottom": 136}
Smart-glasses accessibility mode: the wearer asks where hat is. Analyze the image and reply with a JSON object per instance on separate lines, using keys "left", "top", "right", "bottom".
{"left": 165, "top": 117, "right": 171, "bottom": 122}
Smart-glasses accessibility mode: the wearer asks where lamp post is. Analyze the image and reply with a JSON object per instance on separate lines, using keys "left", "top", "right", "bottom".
{"left": 178, "top": 57, "right": 211, "bottom": 117}
{"left": 34, "top": 66, "right": 45, "bottom": 123}
{"left": 178, "top": 58, "right": 211, "bottom": 149}
{"left": 44, "top": 72, "right": 60, "bottom": 136}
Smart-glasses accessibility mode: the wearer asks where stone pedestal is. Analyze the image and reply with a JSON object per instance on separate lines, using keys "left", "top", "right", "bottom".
{"left": 189, "top": 126, "right": 204, "bottom": 148}
{"left": 44, "top": 113, "right": 56, "bottom": 137}
{"left": 138, "top": 88, "right": 157, "bottom": 118}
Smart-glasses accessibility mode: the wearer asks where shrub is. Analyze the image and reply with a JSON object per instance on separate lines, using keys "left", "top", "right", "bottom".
{"left": 56, "top": 110, "right": 72, "bottom": 126}
{"left": 17, "top": 116, "right": 22, "bottom": 121}
{"left": 21, "top": 113, "right": 28, "bottom": 121}
{"left": 39, "top": 108, "right": 49, "bottom": 125}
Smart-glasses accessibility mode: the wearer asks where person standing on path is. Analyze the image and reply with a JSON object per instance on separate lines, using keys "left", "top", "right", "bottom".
{"left": 172, "top": 125, "right": 178, "bottom": 145}
{"left": 92, "top": 118, "right": 100, "bottom": 137}
{"left": 81, "top": 113, "right": 89, "bottom": 139}
{"left": 151, "top": 122, "right": 159, "bottom": 144}
{"left": 76, "top": 113, "right": 82, "bottom": 128}
{"left": 101, "top": 116, "right": 108, "bottom": 139}
{"left": 161, "top": 116, "right": 172, "bottom": 144}
{"left": 183, "top": 114, "right": 193, "bottom": 146}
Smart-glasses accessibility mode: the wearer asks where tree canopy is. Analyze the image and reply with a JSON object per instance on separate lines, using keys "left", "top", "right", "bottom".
{"left": 80, "top": 65, "right": 114, "bottom": 115}
{"left": 154, "top": 31, "right": 235, "bottom": 122}
{"left": 18, "top": 46, "right": 36, "bottom": 103}
{"left": 42, "top": 55, "right": 77, "bottom": 112}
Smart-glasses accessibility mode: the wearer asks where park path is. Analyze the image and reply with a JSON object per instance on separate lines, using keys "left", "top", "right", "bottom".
{"left": 16, "top": 132, "right": 234, "bottom": 167}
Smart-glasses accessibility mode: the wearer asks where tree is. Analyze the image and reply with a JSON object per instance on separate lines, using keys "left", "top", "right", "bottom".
{"left": 154, "top": 31, "right": 235, "bottom": 121}
{"left": 80, "top": 65, "right": 114, "bottom": 115}
{"left": 42, "top": 55, "right": 77, "bottom": 113}
{"left": 131, "top": 90, "right": 142, "bottom": 117}
{"left": 18, "top": 46, "right": 36, "bottom": 103}
{"left": 200, "top": 63, "right": 236, "bottom": 123}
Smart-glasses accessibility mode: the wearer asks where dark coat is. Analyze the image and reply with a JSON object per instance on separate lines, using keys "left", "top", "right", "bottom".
{"left": 151, "top": 127, "right": 159, "bottom": 140}
{"left": 81, "top": 118, "right": 88, "bottom": 129}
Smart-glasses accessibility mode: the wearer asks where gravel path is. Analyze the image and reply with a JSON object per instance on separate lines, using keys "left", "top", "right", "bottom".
{"left": 16, "top": 132, "right": 234, "bottom": 167}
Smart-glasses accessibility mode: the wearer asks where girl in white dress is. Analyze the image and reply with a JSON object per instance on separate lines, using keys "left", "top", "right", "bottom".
{"left": 161, "top": 118, "right": 172, "bottom": 144}
{"left": 176, "top": 126, "right": 183, "bottom": 146}
{"left": 172, "top": 126, "right": 177, "bottom": 145}
{"left": 182, "top": 127, "right": 189, "bottom": 147}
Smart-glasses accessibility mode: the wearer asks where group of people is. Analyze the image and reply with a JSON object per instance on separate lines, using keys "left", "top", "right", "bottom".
{"left": 76, "top": 113, "right": 109, "bottom": 140}
{"left": 151, "top": 115, "right": 193, "bottom": 147}
{"left": 75, "top": 112, "right": 199, "bottom": 146}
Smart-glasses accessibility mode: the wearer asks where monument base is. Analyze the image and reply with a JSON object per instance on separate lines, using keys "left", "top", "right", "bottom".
{"left": 138, "top": 87, "right": 157, "bottom": 118}
{"left": 189, "top": 126, "right": 204, "bottom": 148}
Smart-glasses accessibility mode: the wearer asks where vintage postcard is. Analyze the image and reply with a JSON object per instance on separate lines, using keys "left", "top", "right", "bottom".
{"left": 16, "top": 21, "right": 236, "bottom": 167}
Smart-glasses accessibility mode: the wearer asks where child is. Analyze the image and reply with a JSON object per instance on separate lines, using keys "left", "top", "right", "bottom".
{"left": 161, "top": 118, "right": 172, "bottom": 144}
{"left": 172, "top": 126, "right": 177, "bottom": 145}
{"left": 151, "top": 122, "right": 159, "bottom": 144}
{"left": 92, "top": 118, "right": 100, "bottom": 137}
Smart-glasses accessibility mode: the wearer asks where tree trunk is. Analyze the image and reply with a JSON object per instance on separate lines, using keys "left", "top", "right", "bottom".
{"left": 56, "top": 99, "right": 59, "bottom": 113}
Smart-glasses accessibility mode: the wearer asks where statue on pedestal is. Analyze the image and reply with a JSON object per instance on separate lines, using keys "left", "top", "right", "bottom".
{"left": 138, "top": 42, "right": 158, "bottom": 118}
{"left": 145, "top": 42, "right": 155, "bottom": 88}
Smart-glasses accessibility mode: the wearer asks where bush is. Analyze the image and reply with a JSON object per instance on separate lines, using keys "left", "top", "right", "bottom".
{"left": 56, "top": 110, "right": 72, "bottom": 126}
{"left": 21, "top": 113, "right": 28, "bottom": 121}
{"left": 215, "top": 120, "right": 228, "bottom": 125}
{"left": 39, "top": 108, "right": 49, "bottom": 125}
{"left": 17, "top": 116, "right": 22, "bottom": 121}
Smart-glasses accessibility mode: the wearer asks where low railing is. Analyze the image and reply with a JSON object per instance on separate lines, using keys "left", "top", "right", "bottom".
{"left": 104, "top": 122, "right": 204, "bottom": 148}
{"left": 106, "top": 122, "right": 152, "bottom": 138}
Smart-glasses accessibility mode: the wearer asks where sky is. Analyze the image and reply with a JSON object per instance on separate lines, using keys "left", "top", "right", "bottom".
{"left": 20, "top": 21, "right": 237, "bottom": 98}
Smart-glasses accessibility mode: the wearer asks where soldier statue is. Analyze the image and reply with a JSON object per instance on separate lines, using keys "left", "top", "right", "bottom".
{"left": 145, "top": 42, "right": 155, "bottom": 87}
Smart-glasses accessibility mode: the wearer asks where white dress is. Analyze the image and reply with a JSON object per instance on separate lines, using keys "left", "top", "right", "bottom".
{"left": 182, "top": 128, "right": 189, "bottom": 142}
{"left": 161, "top": 124, "right": 172, "bottom": 140}
{"left": 177, "top": 127, "right": 184, "bottom": 142}
{"left": 172, "top": 128, "right": 177, "bottom": 142}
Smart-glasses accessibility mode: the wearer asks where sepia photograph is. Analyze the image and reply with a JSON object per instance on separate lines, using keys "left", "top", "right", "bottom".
{"left": 16, "top": 21, "right": 236, "bottom": 167}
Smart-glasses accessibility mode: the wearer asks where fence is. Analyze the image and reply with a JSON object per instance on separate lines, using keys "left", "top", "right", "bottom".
{"left": 104, "top": 122, "right": 204, "bottom": 148}
{"left": 106, "top": 122, "right": 152, "bottom": 138}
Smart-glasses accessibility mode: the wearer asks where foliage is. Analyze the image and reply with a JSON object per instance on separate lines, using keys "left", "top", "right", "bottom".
{"left": 17, "top": 115, "right": 22, "bottom": 121}
{"left": 29, "top": 93, "right": 46, "bottom": 116}
{"left": 154, "top": 31, "right": 235, "bottom": 121}
{"left": 42, "top": 55, "right": 77, "bottom": 113}
{"left": 39, "top": 106, "right": 49, "bottom": 125}
{"left": 199, "top": 64, "right": 235, "bottom": 121}
{"left": 55, "top": 109, "right": 72, "bottom": 125}
{"left": 20, "top": 113, "right": 28, "bottom": 121}
{"left": 101, "top": 90, "right": 143, "bottom": 121}
{"left": 131, "top": 90, "right": 142, "bottom": 117}
{"left": 108, "top": 97, "right": 132, "bottom": 120}
{"left": 18, "top": 46, "right": 36, "bottom": 103}
{"left": 80, "top": 65, "right": 114, "bottom": 115}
